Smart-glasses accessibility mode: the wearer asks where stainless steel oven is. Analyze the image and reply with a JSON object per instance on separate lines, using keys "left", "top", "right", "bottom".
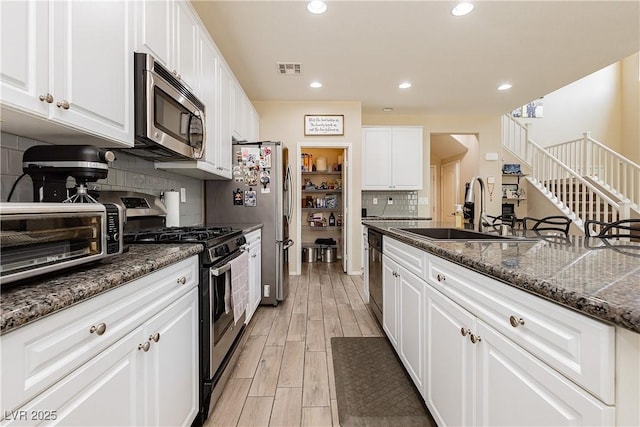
{"left": 132, "top": 52, "right": 205, "bottom": 161}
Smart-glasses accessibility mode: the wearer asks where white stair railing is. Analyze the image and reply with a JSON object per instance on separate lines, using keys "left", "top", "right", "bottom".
{"left": 546, "top": 132, "right": 640, "bottom": 210}
{"left": 528, "top": 140, "right": 631, "bottom": 230}
{"left": 501, "top": 114, "right": 531, "bottom": 164}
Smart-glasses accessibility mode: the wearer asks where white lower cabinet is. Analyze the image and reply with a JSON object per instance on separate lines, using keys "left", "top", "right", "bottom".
{"left": 1, "top": 257, "right": 199, "bottom": 427}
{"left": 382, "top": 255, "right": 399, "bottom": 350}
{"left": 246, "top": 229, "right": 262, "bottom": 323}
{"left": 383, "top": 253, "right": 424, "bottom": 391}
{"left": 424, "top": 285, "right": 475, "bottom": 427}
{"left": 381, "top": 236, "right": 619, "bottom": 427}
{"left": 474, "top": 319, "right": 614, "bottom": 426}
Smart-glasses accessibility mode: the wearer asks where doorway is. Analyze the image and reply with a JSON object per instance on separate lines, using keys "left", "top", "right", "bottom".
{"left": 296, "top": 142, "right": 353, "bottom": 275}
{"left": 440, "top": 161, "right": 460, "bottom": 221}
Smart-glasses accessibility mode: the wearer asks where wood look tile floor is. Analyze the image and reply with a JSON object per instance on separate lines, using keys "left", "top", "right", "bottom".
{"left": 205, "top": 262, "right": 383, "bottom": 427}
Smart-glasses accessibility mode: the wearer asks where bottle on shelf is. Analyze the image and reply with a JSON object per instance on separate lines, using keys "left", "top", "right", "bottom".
{"left": 454, "top": 204, "right": 464, "bottom": 229}
{"left": 329, "top": 212, "right": 336, "bottom": 226}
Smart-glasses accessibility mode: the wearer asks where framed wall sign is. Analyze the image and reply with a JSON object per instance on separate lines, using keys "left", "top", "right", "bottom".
{"left": 304, "top": 115, "right": 344, "bottom": 136}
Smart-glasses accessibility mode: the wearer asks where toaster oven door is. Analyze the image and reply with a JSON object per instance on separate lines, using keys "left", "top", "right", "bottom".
{"left": 0, "top": 211, "right": 106, "bottom": 284}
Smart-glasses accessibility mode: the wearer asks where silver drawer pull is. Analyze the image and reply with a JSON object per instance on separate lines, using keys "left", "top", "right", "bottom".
{"left": 89, "top": 323, "right": 107, "bottom": 335}
{"left": 138, "top": 342, "right": 150, "bottom": 352}
{"left": 509, "top": 315, "right": 525, "bottom": 327}
{"left": 437, "top": 274, "right": 446, "bottom": 282}
{"left": 149, "top": 332, "right": 160, "bottom": 343}
{"left": 39, "top": 93, "right": 53, "bottom": 103}
{"left": 460, "top": 327, "right": 470, "bottom": 337}
{"left": 56, "top": 100, "right": 70, "bottom": 109}
{"left": 177, "top": 276, "right": 187, "bottom": 285}
{"left": 469, "top": 334, "right": 482, "bottom": 344}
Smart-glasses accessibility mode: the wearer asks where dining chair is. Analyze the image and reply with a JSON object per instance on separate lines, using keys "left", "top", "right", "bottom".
{"left": 522, "top": 215, "right": 572, "bottom": 235}
{"left": 584, "top": 219, "right": 640, "bottom": 239}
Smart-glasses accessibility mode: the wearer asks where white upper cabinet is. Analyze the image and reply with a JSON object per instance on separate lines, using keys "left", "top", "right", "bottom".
{"left": 217, "top": 60, "right": 234, "bottom": 178}
{"left": 0, "top": 0, "right": 134, "bottom": 147}
{"left": 135, "top": 0, "right": 199, "bottom": 95}
{"left": 173, "top": 0, "right": 199, "bottom": 94}
{"left": 362, "top": 126, "right": 423, "bottom": 190}
{"left": 0, "top": 0, "right": 49, "bottom": 116}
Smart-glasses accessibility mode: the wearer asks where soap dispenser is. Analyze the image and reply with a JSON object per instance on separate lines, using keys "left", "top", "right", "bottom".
{"left": 454, "top": 204, "right": 464, "bottom": 229}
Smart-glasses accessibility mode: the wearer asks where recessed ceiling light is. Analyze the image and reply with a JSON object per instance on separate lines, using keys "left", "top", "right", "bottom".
{"left": 310, "top": 81, "right": 322, "bottom": 88}
{"left": 451, "top": 2, "right": 474, "bottom": 16}
{"left": 398, "top": 82, "right": 412, "bottom": 89}
{"left": 383, "top": 107, "right": 393, "bottom": 112}
{"left": 307, "top": 0, "right": 327, "bottom": 14}
{"left": 498, "top": 83, "right": 513, "bottom": 91}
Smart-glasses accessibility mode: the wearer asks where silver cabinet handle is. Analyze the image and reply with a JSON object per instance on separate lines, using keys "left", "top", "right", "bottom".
{"left": 149, "top": 332, "right": 160, "bottom": 343}
{"left": 436, "top": 274, "right": 446, "bottom": 282}
{"left": 470, "top": 334, "right": 482, "bottom": 344}
{"left": 39, "top": 93, "right": 53, "bottom": 103}
{"left": 460, "top": 328, "right": 470, "bottom": 336}
{"left": 251, "top": 254, "right": 257, "bottom": 258}
{"left": 89, "top": 323, "right": 107, "bottom": 335}
{"left": 509, "top": 316, "right": 525, "bottom": 327}
{"left": 138, "top": 341, "right": 151, "bottom": 352}
{"left": 56, "top": 100, "right": 70, "bottom": 109}
{"left": 177, "top": 276, "right": 187, "bottom": 285}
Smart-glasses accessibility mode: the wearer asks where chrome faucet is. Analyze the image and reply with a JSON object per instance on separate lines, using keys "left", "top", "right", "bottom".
{"left": 465, "top": 176, "right": 489, "bottom": 232}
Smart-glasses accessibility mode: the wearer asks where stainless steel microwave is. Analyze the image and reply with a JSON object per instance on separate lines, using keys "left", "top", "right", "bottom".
{"left": 132, "top": 52, "right": 205, "bottom": 161}
{"left": 0, "top": 203, "right": 124, "bottom": 285}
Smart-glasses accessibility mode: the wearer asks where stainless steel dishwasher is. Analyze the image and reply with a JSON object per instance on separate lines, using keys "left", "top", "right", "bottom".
{"left": 368, "top": 228, "right": 383, "bottom": 326}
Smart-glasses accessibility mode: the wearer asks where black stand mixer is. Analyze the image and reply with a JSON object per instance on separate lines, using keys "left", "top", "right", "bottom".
{"left": 22, "top": 145, "right": 115, "bottom": 203}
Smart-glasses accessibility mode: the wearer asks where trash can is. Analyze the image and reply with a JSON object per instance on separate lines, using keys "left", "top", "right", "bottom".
{"left": 321, "top": 246, "right": 337, "bottom": 263}
{"left": 302, "top": 247, "right": 318, "bottom": 263}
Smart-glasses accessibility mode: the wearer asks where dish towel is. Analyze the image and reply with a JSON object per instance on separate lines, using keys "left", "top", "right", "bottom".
{"left": 230, "top": 250, "right": 249, "bottom": 325}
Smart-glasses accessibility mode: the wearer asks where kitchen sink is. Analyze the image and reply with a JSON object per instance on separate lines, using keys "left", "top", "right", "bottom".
{"left": 396, "top": 227, "right": 537, "bottom": 242}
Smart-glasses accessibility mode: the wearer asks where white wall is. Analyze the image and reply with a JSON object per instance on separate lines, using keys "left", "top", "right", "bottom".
{"left": 253, "top": 100, "right": 362, "bottom": 274}
{"left": 621, "top": 53, "right": 640, "bottom": 163}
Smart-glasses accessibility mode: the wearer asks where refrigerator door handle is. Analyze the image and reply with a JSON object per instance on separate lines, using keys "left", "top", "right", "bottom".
{"left": 283, "top": 239, "right": 294, "bottom": 250}
{"left": 285, "top": 165, "right": 293, "bottom": 225}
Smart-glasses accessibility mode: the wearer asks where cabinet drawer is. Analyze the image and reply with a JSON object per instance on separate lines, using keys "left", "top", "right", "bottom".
{"left": 383, "top": 237, "right": 426, "bottom": 279}
{"left": 428, "top": 255, "right": 615, "bottom": 404}
{"left": 245, "top": 229, "right": 261, "bottom": 246}
{"left": 1, "top": 256, "right": 198, "bottom": 414}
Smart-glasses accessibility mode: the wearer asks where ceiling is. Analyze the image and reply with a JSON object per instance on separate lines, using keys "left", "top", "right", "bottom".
{"left": 191, "top": 1, "right": 640, "bottom": 116}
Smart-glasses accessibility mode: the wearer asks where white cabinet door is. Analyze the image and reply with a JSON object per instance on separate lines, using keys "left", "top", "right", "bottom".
{"left": 134, "top": 0, "right": 173, "bottom": 67}
{"left": 247, "top": 236, "right": 262, "bottom": 322}
{"left": 362, "top": 127, "right": 393, "bottom": 190}
{"left": 144, "top": 288, "right": 199, "bottom": 427}
{"left": 474, "top": 319, "right": 615, "bottom": 426}
{"left": 173, "top": 0, "right": 199, "bottom": 94}
{"left": 399, "top": 267, "right": 424, "bottom": 392}
{"left": 231, "top": 80, "right": 247, "bottom": 141}
{"left": 217, "top": 61, "right": 233, "bottom": 177}
{"left": 424, "top": 285, "right": 475, "bottom": 427}
{"left": 200, "top": 35, "right": 219, "bottom": 167}
{"left": 382, "top": 255, "right": 399, "bottom": 349}
{"left": 3, "top": 327, "right": 145, "bottom": 427}
{"left": 391, "top": 127, "right": 423, "bottom": 189}
{"left": 51, "top": 0, "right": 133, "bottom": 145}
{"left": 0, "top": 0, "right": 49, "bottom": 116}
{"left": 247, "top": 104, "right": 260, "bottom": 141}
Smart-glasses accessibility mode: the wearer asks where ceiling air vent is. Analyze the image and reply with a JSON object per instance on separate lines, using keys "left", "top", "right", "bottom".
{"left": 277, "top": 62, "right": 302, "bottom": 75}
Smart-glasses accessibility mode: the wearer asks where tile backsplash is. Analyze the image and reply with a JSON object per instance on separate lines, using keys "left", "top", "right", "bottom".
{"left": 0, "top": 132, "right": 204, "bottom": 226}
{"left": 361, "top": 191, "right": 418, "bottom": 217}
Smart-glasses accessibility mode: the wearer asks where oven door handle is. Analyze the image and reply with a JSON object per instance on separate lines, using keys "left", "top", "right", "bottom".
{"left": 210, "top": 249, "right": 245, "bottom": 277}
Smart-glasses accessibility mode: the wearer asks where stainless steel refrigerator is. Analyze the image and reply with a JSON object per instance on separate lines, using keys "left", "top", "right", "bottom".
{"left": 205, "top": 141, "right": 293, "bottom": 305}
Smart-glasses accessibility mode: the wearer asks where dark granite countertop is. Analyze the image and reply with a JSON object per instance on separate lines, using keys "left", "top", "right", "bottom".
{"left": 363, "top": 220, "right": 640, "bottom": 334}
{"left": 0, "top": 244, "right": 203, "bottom": 335}
{"left": 363, "top": 216, "right": 433, "bottom": 221}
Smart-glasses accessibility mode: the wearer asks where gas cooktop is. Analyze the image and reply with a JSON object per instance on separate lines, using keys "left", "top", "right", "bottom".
{"left": 124, "top": 226, "right": 240, "bottom": 246}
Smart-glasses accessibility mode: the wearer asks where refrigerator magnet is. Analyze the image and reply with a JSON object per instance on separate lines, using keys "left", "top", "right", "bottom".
{"left": 260, "top": 146, "right": 272, "bottom": 168}
{"left": 244, "top": 167, "right": 259, "bottom": 186}
{"left": 244, "top": 189, "right": 257, "bottom": 207}
{"left": 260, "top": 170, "right": 271, "bottom": 193}
{"left": 233, "top": 189, "right": 244, "bottom": 205}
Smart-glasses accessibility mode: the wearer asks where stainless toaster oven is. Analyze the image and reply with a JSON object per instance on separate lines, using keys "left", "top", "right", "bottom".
{"left": 0, "top": 203, "right": 123, "bottom": 285}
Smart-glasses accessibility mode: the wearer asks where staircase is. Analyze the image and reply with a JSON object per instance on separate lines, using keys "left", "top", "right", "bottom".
{"left": 501, "top": 115, "right": 639, "bottom": 233}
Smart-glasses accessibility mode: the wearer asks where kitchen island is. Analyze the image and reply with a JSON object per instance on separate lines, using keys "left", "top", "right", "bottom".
{"left": 363, "top": 219, "right": 640, "bottom": 427}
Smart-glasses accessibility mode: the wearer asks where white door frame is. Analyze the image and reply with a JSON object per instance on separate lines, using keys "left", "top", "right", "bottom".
{"left": 295, "top": 142, "right": 354, "bottom": 275}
